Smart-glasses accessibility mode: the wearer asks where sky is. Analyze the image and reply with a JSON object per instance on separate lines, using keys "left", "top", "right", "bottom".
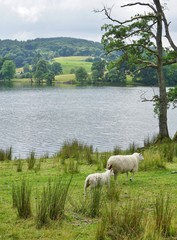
{"left": 0, "top": 0, "right": 177, "bottom": 44}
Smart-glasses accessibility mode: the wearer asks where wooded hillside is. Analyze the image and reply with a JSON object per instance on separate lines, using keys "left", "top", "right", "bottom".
{"left": 0, "top": 37, "right": 104, "bottom": 67}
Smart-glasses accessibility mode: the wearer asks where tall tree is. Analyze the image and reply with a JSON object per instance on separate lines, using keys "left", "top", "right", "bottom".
{"left": 75, "top": 67, "right": 88, "bottom": 84}
{"left": 33, "top": 59, "right": 49, "bottom": 83}
{"left": 1, "top": 60, "right": 16, "bottom": 80}
{"left": 100, "top": 0, "right": 177, "bottom": 139}
{"left": 91, "top": 59, "right": 106, "bottom": 82}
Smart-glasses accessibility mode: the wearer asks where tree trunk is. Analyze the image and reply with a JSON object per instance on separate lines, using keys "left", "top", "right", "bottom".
{"left": 157, "top": 63, "right": 169, "bottom": 138}
{"left": 155, "top": 0, "right": 169, "bottom": 139}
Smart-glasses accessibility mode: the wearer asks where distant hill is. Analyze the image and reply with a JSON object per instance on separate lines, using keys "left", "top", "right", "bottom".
{"left": 0, "top": 37, "right": 104, "bottom": 67}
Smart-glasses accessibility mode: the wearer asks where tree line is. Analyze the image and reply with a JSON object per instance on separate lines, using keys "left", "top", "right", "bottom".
{"left": 75, "top": 56, "right": 177, "bottom": 87}
{"left": 1, "top": 51, "right": 177, "bottom": 88}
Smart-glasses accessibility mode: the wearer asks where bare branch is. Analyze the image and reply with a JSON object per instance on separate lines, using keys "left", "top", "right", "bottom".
{"left": 140, "top": 89, "right": 159, "bottom": 102}
{"left": 121, "top": 2, "right": 157, "bottom": 14}
{"left": 162, "top": 12, "right": 177, "bottom": 51}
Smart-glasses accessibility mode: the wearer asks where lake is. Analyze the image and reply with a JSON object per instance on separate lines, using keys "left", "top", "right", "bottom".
{"left": 0, "top": 83, "right": 176, "bottom": 159}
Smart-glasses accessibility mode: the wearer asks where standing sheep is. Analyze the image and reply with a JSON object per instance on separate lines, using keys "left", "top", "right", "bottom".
{"left": 106, "top": 152, "right": 144, "bottom": 181}
{"left": 84, "top": 169, "right": 114, "bottom": 196}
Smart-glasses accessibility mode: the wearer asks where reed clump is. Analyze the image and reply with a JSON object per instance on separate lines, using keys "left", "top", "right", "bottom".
{"left": 12, "top": 178, "right": 32, "bottom": 219}
{"left": 36, "top": 176, "right": 72, "bottom": 228}
{"left": 154, "top": 193, "right": 174, "bottom": 237}
{"left": 96, "top": 198, "right": 145, "bottom": 240}
{"left": 27, "top": 150, "right": 36, "bottom": 170}
{"left": 57, "top": 139, "right": 94, "bottom": 164}
{"left": 0, "top": 146, "right": 12, "bottom": 161}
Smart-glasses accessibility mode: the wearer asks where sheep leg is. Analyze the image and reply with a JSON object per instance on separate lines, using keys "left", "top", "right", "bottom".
{"left": 114, "top": 173, "right": 118, "bottom": 181}
{"left": 126, "top": 172, "right": 129, "bottom": 181}
{"left": 130, "top": 172, "right": 134, "bottom": 181}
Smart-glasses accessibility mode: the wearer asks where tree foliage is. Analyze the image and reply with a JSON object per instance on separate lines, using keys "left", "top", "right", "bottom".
{"left": 105, "top": 67, "right": 126, "bottom": 85}
{"left": 91, "top": 59, "right": 106, "bottom": 82}
{"left": 99, "top": 0, "right": 177, "bottom": 139}
{"left": 75, "top": 67, "right": 88, "bottom": 84}
{"left": 1, "top": 60, "right": 16, "bottom": 80}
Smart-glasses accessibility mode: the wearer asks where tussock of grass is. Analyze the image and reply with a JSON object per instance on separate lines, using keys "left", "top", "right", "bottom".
{"left": 12, "top": 178, "right": 32, "bottom": 219}
{"left": 0, "top": 146, "right": 12, "bottom": 161}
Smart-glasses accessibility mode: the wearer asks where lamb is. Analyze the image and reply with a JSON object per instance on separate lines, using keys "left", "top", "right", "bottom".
{"left": 106, "top": 152, "right": 144, "bottom": 181}
{"left": 84, "top": 169, "right": 114, "bottom": 196}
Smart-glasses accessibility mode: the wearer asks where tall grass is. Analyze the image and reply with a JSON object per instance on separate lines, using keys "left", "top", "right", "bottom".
{"left": 139, "top": 149, "right": 166, "bottom": 171}
{"left": 0, "top": 146, "right": 12, "bottom": 161}
{"left": 27, "top": 150, "right": 36, "bottom": 170}
{"left": 97, "top": 198, "right": 145, "bottom": 240}
{"left": 63, "top": 158, "right": 79, "bottom": 173}
{"left": 106, "top": 180, "right": 121, "bottom": 202}
{"left": 57, "top": 139, "right": 94, "bottom": 164}
{"left": 96, "top": 192, "right": 176, "bottom": 240}
{"left": 36, "top": 187, "right": 49, "bottom": 228}
{"left": 158, "top": 141, "right": 175, "bottom": 163}
{"left": 16, "top": 160, "right": 23, "bottom": 172}
{"left": 88, "top": 186, "right": 103, "bottom": 218}
{"left": 154, "top": 193, "right": 174, "bottom": 237}
{"left": 36, "top": 176, "right": 72, "bottom": 228}
{"left": 12, "top": 178, "right": 32, "bottom": 219}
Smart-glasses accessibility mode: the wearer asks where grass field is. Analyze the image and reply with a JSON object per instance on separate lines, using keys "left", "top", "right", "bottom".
{"left": 54, "top": 56, "right": 93, "bottom": 75}
{"left": 54, "top": 73, "right": 75, "bottom": 83}
{"left": 0, "top": 140, "right": 177, "bottom": 240}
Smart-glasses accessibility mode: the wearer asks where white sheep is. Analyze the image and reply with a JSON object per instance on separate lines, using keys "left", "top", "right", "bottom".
{"left": 106, "top": 152, "right": 144, "bottom": 181}
{"left": 84, "top": 169, "right": 114, "bottom": 196}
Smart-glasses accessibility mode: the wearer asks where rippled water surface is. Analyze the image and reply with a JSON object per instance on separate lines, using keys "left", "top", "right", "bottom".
{"left": 0, "top": 84, "right": 176, "bottom": 158}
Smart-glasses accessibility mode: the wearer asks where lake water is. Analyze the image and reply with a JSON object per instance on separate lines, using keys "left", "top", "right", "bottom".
{"left": 0, "top": 83, "right": 176, "bottom": 159}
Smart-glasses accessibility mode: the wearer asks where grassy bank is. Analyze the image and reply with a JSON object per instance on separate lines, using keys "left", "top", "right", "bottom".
{"left": 0, "top": 140, "right": 177, "bottom": 239}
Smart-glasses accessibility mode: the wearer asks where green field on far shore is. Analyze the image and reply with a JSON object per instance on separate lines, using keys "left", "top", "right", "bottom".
{"left": 54, "top": 56, "right": 93, "bottom": 75}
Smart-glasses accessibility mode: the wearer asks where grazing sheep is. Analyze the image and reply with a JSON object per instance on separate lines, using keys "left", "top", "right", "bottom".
{"left": 84, "top": 169, "right": 114, "bottom": 196}
{"left": 106, "top": 152, "right": 144, "bottom": 181}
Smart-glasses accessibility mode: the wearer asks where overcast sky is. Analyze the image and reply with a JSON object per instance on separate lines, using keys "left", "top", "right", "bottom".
{"left": 0, "top": 0, "right": 176, "bottom": 44}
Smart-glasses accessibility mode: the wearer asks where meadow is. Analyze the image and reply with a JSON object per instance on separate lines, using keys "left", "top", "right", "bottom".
{"left": 54, "top": 56, "right": 93, "bottom": 74}
{"left": 0, "top": 139, "right": 177, "bottom": 240}
{"left": 54, "top": 56, "right": 92, "bottom": 83}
